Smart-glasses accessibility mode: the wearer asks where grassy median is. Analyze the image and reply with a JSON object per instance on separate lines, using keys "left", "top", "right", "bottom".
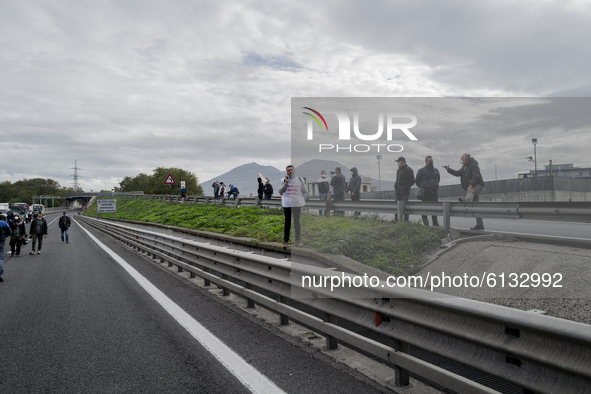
{"left": 84, "top": 197, "right": 445, "bottom": 275}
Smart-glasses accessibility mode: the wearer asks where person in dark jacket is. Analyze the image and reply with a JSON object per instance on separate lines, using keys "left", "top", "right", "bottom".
{"left": 59, "top": 211, "right": 72, "bottom": 243}
{"left": 416, "top": 156, "right": 440, "bottom": 227}
{"left": 29, "top": 212, "right": 48, "bottom": 254}
{"left": 443, "top": 153, "right": 485, "bottom": 230}
{"left": 212, "top": 180, "right": 220, "bottom": 199}
{"left": 9, "top": 214, "right": 27, "bottom": 256}
{"left": 347, "top": 167, "right": 362, "bottom": 216}
{"left": 316, "top": 170, "right": 329, "bottom": 215}
{"left": 394, "top": 157, "right": 414, "bottom": 221}
{"left": 330, "top": 167, "right": 347, "bottom": 215}
{"left": 263, "top": 180, "right": 273, "bottom": 200}
{"left": 257, "top": 178, "right": 264, "bottom": 200}
{"left": 0, "top": 214, "right": 12, "bottom": 282}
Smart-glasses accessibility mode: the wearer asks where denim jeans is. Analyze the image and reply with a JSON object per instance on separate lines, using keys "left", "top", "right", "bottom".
{"left": 61, "top": 227, "right": 69, "bottom": 242}
{"left": 0, "top": 241, "right": 5, "bottom": 277}
{"left": 318, "top": 192, "right": 328, "bottom": 215}
{"left": 333, "top": 192, "right": 345, "bottom": 214}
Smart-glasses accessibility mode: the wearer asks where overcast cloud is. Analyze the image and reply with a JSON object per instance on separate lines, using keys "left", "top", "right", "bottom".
{"left": 1, "top": 0, "right": 590, "bottom": 191}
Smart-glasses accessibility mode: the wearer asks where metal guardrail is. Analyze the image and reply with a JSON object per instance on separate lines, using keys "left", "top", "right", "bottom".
{"left": 78, "top": 215, "right": 591, "bottom": 394}
{"left": 137, "top": 195, "right": 591, "bottom": 231}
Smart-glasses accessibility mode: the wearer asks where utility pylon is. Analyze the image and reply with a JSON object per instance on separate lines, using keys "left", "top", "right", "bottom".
{"left": 68, "top": 159, "right": 84, "bottom": 190}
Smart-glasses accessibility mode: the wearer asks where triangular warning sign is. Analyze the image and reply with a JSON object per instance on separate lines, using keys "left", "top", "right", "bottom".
{"left": 164, "top": 173, "right": 176, "bottom": 185}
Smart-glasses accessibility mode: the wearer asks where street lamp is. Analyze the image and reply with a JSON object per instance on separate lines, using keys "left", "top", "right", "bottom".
{"left": 376, "top": 155, "right": 382, "bottom": 191}
{"left": 532, "top": 138, "right": 538, "bottom": 177}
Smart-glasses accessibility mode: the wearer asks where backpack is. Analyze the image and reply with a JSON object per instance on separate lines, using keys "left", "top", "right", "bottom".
{"left": 265, "top": 184, "right": 273, "bottom": 194}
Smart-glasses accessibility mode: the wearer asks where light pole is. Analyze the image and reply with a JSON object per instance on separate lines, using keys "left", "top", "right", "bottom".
{"left": 532, "top": 138, "right": 538, "bottom": 177}
{"left": 495, "top": 164, "right": 497, "bottom": 181}
{"left": 376, "top": 155, "right": 382, "bottom": 191}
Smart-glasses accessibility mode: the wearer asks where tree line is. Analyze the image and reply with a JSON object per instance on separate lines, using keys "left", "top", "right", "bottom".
{"left": 113, "top": 167, "right": 204, "bottom": 195}
{"left": 0, "top": 178, "right": 82, "bottom": 205}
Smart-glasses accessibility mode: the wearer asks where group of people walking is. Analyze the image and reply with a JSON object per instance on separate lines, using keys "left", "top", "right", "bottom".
{"left": 0, "top": 211, "right": 72, "bottom": 282}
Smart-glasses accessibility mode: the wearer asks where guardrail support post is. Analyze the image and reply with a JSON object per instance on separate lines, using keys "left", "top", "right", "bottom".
{"left": 222, "top": 274, "right": 230, "bottom": 296}
{"left": 397, "top": 200, "right": 404, "bottom": 221}
{"left": 394, "top": 340, "right": 411, "bottom": 387}
{"left": 325, "top": 313, "right": 338, "bottom": 350}
{"left": 279, "top": 296, "right": 289, "bottom": 325}
{"left": 326, "top": 199, "right": 332, "bottom": 217}
{"left": 246, "top": 283, "right": 255, "bottom": 308}
{"left": 442, "top": 201, "right": 451, "bottom": 231}
{"left": 204, "top": 267, "right": 211, "bottom": 286}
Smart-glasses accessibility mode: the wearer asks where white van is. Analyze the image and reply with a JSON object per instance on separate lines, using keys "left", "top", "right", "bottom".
{"left": 0, "top": 203, "right": 9, "bottom": 216}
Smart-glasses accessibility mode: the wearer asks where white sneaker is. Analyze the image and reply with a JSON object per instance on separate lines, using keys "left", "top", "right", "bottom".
{"left": 37, "top": 251, "right": 41, "bottom": 254}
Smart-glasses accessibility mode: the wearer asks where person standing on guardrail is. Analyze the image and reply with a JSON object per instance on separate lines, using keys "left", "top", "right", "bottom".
{"left": 331, "top": 167, "right": 346, "bottom": 215}
{"left": 59, "top": 211, "right": 71, "bottom": 243}
{"left": 317, "top": 170, "right": 329, "bottom": 215}
{"left": 416, "top": 156, "right": 440, "bottom": 227}
{"left": 28, "top": 212, "right": 48, "bottom": 255}
{"left": 347, "top": 167, "right": 362, "bottom": 216}
{"left": 263, "top": 180, "right": 273, "bottom": 199}
{"left": 0, "top": 214, "right": 12, "bottom": 282}
{"left": 9, "top": 215, "right": 26, "bottom": 256}
{"left": 279, "top": 165, "right": 308, "bottom": 249}
{"left": 443, "top": 153, "right": 485, "bottom": 230}
{"left": 394, "top": 157, "right": 414, "bottom": 222}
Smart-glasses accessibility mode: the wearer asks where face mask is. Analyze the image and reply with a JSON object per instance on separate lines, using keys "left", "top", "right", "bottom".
{"left": 350, "top": 172, "right": 353, "bottom": 175}
{"left": 397, "top": 163, "right": 401, "bottom": 168}
{"left": 460, "top": 160, "right": 464, "bottom": 165}
{"left": 321, "top": 174, "right": 326, "bottom": 178}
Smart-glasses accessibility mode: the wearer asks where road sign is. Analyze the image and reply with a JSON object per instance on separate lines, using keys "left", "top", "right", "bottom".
{"left": 97, "top": 199, "right": 117, "bottom": 213}
{"left": 181, "top": 181, "right": 185, "bottom": 188}
{"left": 23, "top": 204, "right": 29, "bottom": 210}
{"left": 164, "top": 173, "right": 176, "bottom": 185}
{"left": 82, "top": 206, "right": 88, "bottom": 212}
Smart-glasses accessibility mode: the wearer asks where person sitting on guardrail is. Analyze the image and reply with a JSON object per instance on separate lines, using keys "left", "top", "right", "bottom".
{"left": 279, "top": 165, "right": 308, "bottom": 249}
{"left": 227, "top": 184, "right": 239, "bottom": 200}
{"left": 394, "top": 157, "right": 414, "bottom": 222}
{"left": 9, "top": 215, "right": 26, "bottom": 257}
{"left": 416, "top": 156, "right": 440, "bottom": 227}
{"left": 443, "top": 153, "right": 485, "bottom": 230}
{"left": 28, "top": 212, "right": 48, "bottom": 255}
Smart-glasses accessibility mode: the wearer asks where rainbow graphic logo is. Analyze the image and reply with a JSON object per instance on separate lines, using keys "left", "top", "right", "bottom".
{"left": 302, "top": 107, "right": 329, "bottom": 139}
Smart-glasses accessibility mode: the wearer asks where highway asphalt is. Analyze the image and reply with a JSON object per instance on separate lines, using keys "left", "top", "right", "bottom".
{"left": 0, "top": 213, "right": 394, "bottom": 394}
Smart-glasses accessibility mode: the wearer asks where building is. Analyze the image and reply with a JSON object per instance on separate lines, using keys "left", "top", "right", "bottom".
{"left": 518, "top": 163, "right": 591, "bottom": 179}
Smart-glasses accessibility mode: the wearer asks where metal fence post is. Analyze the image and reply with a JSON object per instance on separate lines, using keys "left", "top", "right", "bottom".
{"left": 246, "top": 283, "right": 255, "bottom": 308}
{"left": 443, "top": 201, "right": 451, "bottom": 231}
{"left": 325, "top": 313, "right": 338, "bottom": 350}
{"left": 279, "top": 296, "right": 289, "bottom": 325}
{"left": 394, "top": 340, "right": 411, "bottom": 387}
{"left": 222, "top": 274, "right": 230, "bottom": 296}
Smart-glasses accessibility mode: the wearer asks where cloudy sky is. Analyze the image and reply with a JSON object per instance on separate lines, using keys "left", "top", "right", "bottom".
{"left": 2, "top": 0, "right": 591, "bottom": 191}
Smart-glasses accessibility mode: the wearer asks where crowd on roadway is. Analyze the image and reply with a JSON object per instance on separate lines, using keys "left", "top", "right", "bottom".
{"left": 0, "top": 211, "right": 72, "bottom": 283}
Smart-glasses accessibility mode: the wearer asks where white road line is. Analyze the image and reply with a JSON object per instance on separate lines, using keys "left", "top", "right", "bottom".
{"left": 73, "top": 217, "right": 285, "bottom": 394}
{"left": 455, "top": 227, "right": 591, "bottom": 241}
